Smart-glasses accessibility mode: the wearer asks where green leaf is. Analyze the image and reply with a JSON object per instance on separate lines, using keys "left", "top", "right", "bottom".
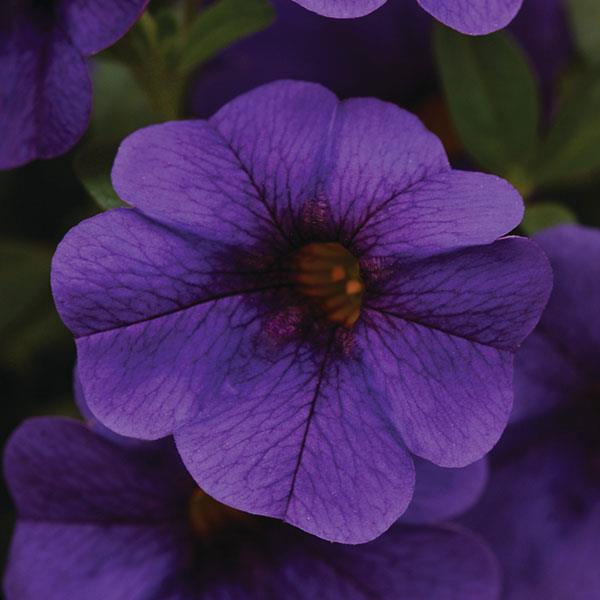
{"left": 434, "top": 25, "right": 540, "bottom": 175}
{"left": 179, "top": 0, "right": 275, "bottom": 75}
{"left": 532, "top": 69, "right": 600, "bottom": 186}
{"left": 75, "top": 59, "right": 156, "bottom": 211}
{"left": 567, "top": 0, "right": 600, "bottom": 65}
{"left": 90, "top": 59, "right": 157, "bottom": 141}
{"left": 521, "top": 202, "right": 577, "bottom": 235}
{"left": 74, "top": 142, "right": 125, "bottom": 211}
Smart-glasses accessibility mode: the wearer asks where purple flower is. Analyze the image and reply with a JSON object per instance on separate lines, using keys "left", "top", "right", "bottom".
{"left": 192, "top": 0, "right": 432, "bottom": 118}
{"left": 51, "top": 80, "right": 552, "bottom": 543}
{"left": 464, "top": 224, "right": 600, "bottom": 599}
{"left": 4, "top": 417, "right": 502, "bottom": 600}
{"left": 0, "top": 0, "right": 148, "bottom": 170}
{"left": 192, "top": 0, "right": 570, "bottom": 120}
{"left": 290, "top": 0, "right": 523, "bottom": 34}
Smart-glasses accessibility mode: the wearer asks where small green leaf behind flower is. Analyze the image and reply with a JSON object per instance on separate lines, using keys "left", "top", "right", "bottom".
{"left": 434, "top": 25, "right": 540, "bottom": 178}
{"left": 521, "top": 202, "right": 577, "bottom": 236}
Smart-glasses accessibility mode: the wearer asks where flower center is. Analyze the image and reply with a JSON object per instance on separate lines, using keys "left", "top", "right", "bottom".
{"left": 292, "top": 242, "right": 364, "bottom": 328}
{"left": 188, "top": 488, "right": 255, "bottom": 541}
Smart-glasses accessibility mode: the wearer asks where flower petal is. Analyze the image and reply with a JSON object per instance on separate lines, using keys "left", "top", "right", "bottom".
{"left": 290, "top": 0, "right": 387, "bottom": 18}
{"left": 358, "top": 237, "right": 551, "bottom": 466}
{"left": 401, "top": 457, "right": 489, "bottom": 524}
{"left": 314, "top": 524, "right": 500, "bottom": 599}
{"left": 0, "top": 18, "right": 90, "bottom": 169}
{"left": 57, "top": 0, "right": 149, "bottom": 55}
{"left": 532, "top": 225, "right": 600, "bottom": 378}
{"left": 4, "top": 417, "right": 191, "bottom": 522}
{"left": 319, "top": 98, "right": 522, "bottom": 256}
{"left": 112, "top": 81, "right": 339, "bottom": 247}
{"left": 417, "top": 0, "right": 523, "bottom": 34}
{"left": 360, "top": 315, "right": 513, "bottom": 467}
{"left": 353, "top": 171, "right": 523, "bottom": 258}
{"left": 4, "top": 522, "right": 187, "bottom": 600}
{"left": 464, "top": 433, "right": 600, "bottom": 600}
{"left": 175, "top": 344, "right": 415, "bottom": 544}
{"left": 512, "top": 225, "right": 600, "bottom": 422}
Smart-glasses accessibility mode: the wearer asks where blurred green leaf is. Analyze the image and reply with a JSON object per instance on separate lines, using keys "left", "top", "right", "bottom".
{"left": 73, "top": 142, "right": 125, "bottom": 211}
{"left": 434, "top": 25, "right": 540, "bottom": 176}
{"left": 567, "top": 0, "right": 600, "bottom": 65}
{"left": 90, "top": 59, "right": 157, "bottom": 142}
{"left": 179, "top": 0, "right": 275, "bottom": 75}
{"left": 521, "top": 202, "right": 577, "bottom": 235}
{"left": 532, "top": 69, "right": 600, "bottom": 186}
{"left": 75, "top": 59, "right": 156, "bottom": 211}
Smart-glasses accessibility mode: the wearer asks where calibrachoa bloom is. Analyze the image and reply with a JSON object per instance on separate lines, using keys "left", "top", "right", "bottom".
{"left": 464, "top": 224, "right": 600, "bottom": 599}
{"left": 192, "top": 0, "right": 569, "bottom": 123}
{"left": 0, "top": 0, "right": 148, "bottom": 170}
{"left": 4, "top": 417, "right": 502, "bottom": 600}
{"left": 52, "top": 80, "right": 552, "bottom": 543}
{"left": 290, "top": 0, "right": 523, "bottom": 35}
{"left": 192, "top": 0, "right": 431, "bottom": 118}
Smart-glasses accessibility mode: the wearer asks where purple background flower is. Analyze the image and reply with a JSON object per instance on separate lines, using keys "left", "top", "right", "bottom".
{"left": 4, "top": 417, "right": 501, "bottom": 600}
{"left": 289, "top": 0, "right": 523, "bottom": 35}
{"left": 52, "top": 80, "right": 552, "bottom": 543}
{"left": 192, "top": 0, "right": 570, "bottom": 121}
{"left": 0, "top": 0, "right": 148, "bottom": 170}
{"left": 464, "top": 225, "right": 600, "bottom": 599}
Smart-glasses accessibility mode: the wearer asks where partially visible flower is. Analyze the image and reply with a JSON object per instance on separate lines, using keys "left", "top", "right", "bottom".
{"left": 192, "top": 0, "right": 432, "bottom": 118}
{"left": 464, "top": 224, "right": 600, "bottom": 599}
{"left": 191, "top": 0, "right": 570, "bottom": 121}
{"left": 4, "top": 417, "right": 501, "bottom": 600}
{"left": 52, "top": 80, "right": 552, "bottom": 543}
{"left": 0, "top": 0, "right": 148, "bottom": 170}
{"left": 289, "top": 0, "right": 523, "bottom": 35}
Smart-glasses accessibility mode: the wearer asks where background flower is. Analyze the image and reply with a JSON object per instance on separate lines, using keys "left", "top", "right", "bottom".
{"left": 52, "top": 80, "right": 552, "bottom": 543}
{"left": 0, "top": 0, "right": 148, "bottom": 170}
{"left": 289, "top": 0, "right": 524, "bottom": 34}
{"left": 4, "top": 417, "right": 501, "bottom": 600}
{"left": 463, "top": 224, "right": 600, "bottom": 599}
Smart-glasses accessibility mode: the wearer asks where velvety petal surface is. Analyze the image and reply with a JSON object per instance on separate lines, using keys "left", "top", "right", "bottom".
{"left": 318, "top": 98, "right": 522, "bottom": 256}
{"left": 291, "top": 0, "right": 387, "bottom": 18}
{"left": 362, "top": 237, "right": 552, "bottom": 466}
{"left": 3, "top": 418, "right": 193, "bottom": 600}
{"left": 113, "top": 82, "right": 339, "bottom": 248}
{"left": 417, "top": 0, "right": 523, "bottom": 34}
{"left": 176, "top": 343, "right": 414, "bottom": 543}
{"left": 4, "top": 523, "right": 188, "bottom": 600}
{"left": 313, "top": 524, "right": 500, "bottom": 599}
{"left": 57, "top": 0, "right": 149, "bottom": 55}
{"left": 401, "top": 457, "right": 488, "bottom": 524}
{"left": 52, "top": 208, "right": 285, "bottom": 438}
{"left": 512, "top": 225, "right": 600, "bottom": 422}
{"left": 464, "top": 431, "right": 600, "bottom": 600}
{"left": 191, "top": 0, "right": 432, "bottom": 119}
{"left": 0, "top": 18, "right": 90, "bottom": 169}
{"left": 4, "top": 418, "right": 191, "bottom": 521}
{"left": 532, "top": 225, "right": 600, "bottom": 378}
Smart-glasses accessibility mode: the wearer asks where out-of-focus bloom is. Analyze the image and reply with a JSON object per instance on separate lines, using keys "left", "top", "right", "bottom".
{"left": 192, "top": 0, "right": 431, "bottom": 118}
{"left": 192, "top": 0, "right": 570, "bottom": 120}
{"left": 0, "top": 0, "right": 148, "bottom": 170}
{"left": 4, "top": 417, "right": 501, "bottom": 600}
{"left": 464, "top": 224, "right": 600, "bottom": 599}
{"left": 52, "top": 80, "right": 552, "bottom": 543}
{"left": 289, "top": 0, "right": 523, "bottom": 34}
